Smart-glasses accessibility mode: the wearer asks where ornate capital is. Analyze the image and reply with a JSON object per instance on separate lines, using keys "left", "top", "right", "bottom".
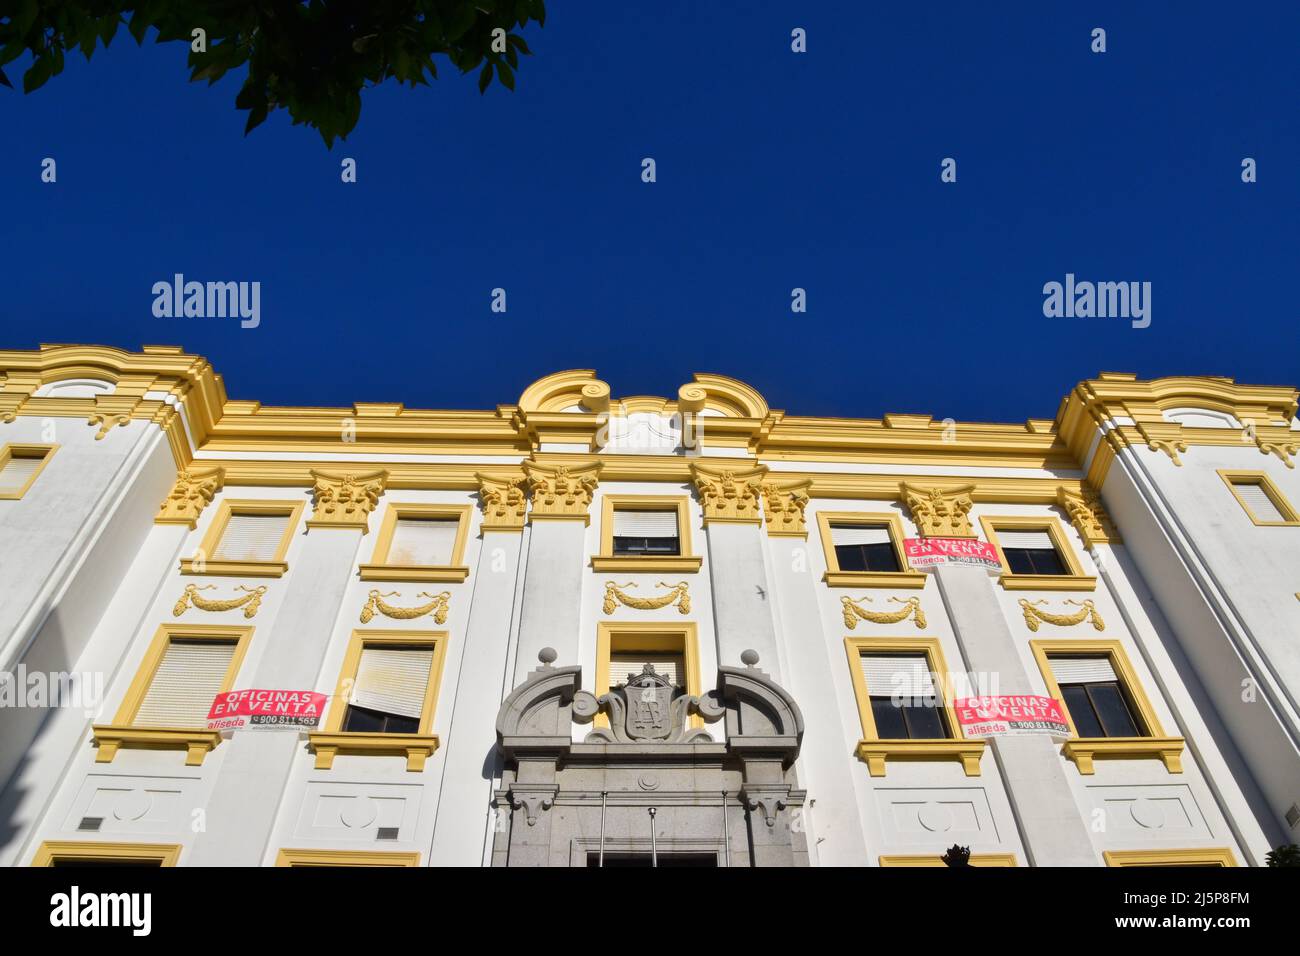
{"left": 476, "top": 472, "right": 528, "bottom": 531}
{"left": 156, "top": 466, "right": 225, "bottom": 528}
{"left": 524, "top": 460, "right": 600, "bottom": 522}
{"left": 901, "top": 483, "right": 976, "bottom": 538}
{"left": 308, "top": 470, "right": 387, "bottom": 530}
{"left": 692, "top": 463, "right": 767, "bottom": 524}
{"left": 760, "top": 480, "right": 811, "bottom": 537}
{"left": 1057, "top": 487, "right": 1120, "bottom": 546}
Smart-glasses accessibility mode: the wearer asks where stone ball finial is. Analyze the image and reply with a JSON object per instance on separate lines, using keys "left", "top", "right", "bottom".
{"left": 538, "top": 647, "right": 558, "bottom": 665}
{"left": 740, "top": 649, "right": 760, "bottom": 667}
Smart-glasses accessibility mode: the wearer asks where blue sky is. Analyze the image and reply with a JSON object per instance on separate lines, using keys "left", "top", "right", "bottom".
{"left": 3, "top": 2, "right": 1297, "bottom": 423}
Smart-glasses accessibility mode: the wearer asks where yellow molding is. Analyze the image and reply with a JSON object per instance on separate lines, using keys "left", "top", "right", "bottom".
{"left": 180, "top": 499, "right": 305, "bottom": 577}
{"left": 1102, "top": 848, "right": 1236, "bottom": 867}
{"left": 32, "top": 841, "right": 182, "bottom": 867}
{"left": 842, "top": 635, "right": 984, "bottom": 776}
{"left": 1029, "top": 638, "right": 1184, "bottom": 774}
{"left": 594, "top": 494, "right": 700, "bottom": 572}
{"left": 816, "top": 510, "right": 925, "bottom": 590}
{"left": 879, "top": 853, "right": 1017, "bottom": 867}
{"left": 276, "top": 848, "right": 421, "bottom": 867}
{"left": 1218, "top": 469, "right": 1300, "bottom": 526}
{"left": 95, "top": 621, "right": 254, "bottom": 764}
{"left": 312, "top": 628, "right": 448, "bottom": 771}
{"left": 0, "top": 443, "right": 57, "bottom": 499}
{"left": 979, "top": 515, "right": 1097, "bottom": 592}
{"left": 155, "top": 466, "right": 225, "bottom": 528}
{"left": 594, "top": 622, "right": 703, "bottom": 730}
{"left": 360, "top": 502, "right": 473, "bottom": 582}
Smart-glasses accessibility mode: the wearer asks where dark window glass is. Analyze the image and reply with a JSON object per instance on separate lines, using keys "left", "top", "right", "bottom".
{"left": 612, "top": 536, "right": 680, "bottom": 556}
{"left": 342, "top": 704, "right": 419, "bottom": 735}
{"left": 870, "top": 696, "right": 948, "bottom": 739}
{"left": 1003, "top": 546, "right": 1068, "bottom": 576}
{"left": 1059, "top": 681, "right": 1142, "bottom": 738}
{"left": 834, "top": 542, "right": 901, "bottom": 573}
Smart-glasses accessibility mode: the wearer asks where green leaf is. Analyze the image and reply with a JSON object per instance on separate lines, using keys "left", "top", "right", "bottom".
{"left": 496, "top": 60, "right": 514, "bottom": 90}
{"left": 0, "top": 68, "right": 11, "bottom": 90}
{"left": 477, "top": 61, "right": 492, "bottom": 93}
{"left": 23, "top": 54, "right": 53, "bottom": 93}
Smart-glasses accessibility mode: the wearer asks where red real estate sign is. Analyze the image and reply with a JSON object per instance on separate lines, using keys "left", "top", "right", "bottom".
{"left": 904, "top": 537, "right": 1002, "bottom": 570}
{"left": 206, "top": 689, "right": 327, "bottom": 731}
{"left": 954, "top": 695, "right": 1071, "bottom": 739}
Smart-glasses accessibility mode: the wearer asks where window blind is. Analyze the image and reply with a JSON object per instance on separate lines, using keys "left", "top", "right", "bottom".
{"left": 609, "top": 652, "right": 684, "bottom": 690}
{"left": 0, "top": 454, "right": 44, "bottom": 493}
{"left": 996, "top": 529, "right": 1056, "bottom": 550}
{"left": 612, "top": 510, "right": 679, "bottom": 538}
{"left": 212, "top": 513, "right": 290, "bottom": 562}
{"left": 351, "top": 646, "right": 434, "bottom": 720}
{"left": 831, "top": 524, "right": 893, "bottom": 546}
{"left": 133, "top": 640, "right": 236, "bottom": 727}
{"left": 1050, "top": 656, "right": 1118, "bottom": 684}
{"left": 387, "top": 517, "right": 458, "bottom": 565}
{"left": 1234, "top": 482, "right": 1287, "bottom": 523}
{"left": 860, "top": 654, "right": 937, "bottom": 698}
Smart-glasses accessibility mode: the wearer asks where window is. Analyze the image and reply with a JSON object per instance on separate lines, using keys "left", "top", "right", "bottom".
{"left": 92, "top": 624, "right": 253, "bottom": 765}
{"left": 843, "top": 636, "right": 984, "bottom": 776}
{"left": 816, "top": 512, "right": 925, "bottom": 588}
{"left": 594, "top": 623, "right": 703, "bottom": 729}
{"left": 31, "top": 842, "right": 181, "bottom": 867}
{"left": 1103, "top": 849, "right": 1236, "bottom": 867}
{"left": 276, "top": 849, "right": 420, "bottom": 867}
{"left": 361, "top": 503, "right": 472, "bottom": 582}
{"left": 0, "top": 444, "right": 56, "bottom": 499}
{"left": 1031, "top": 639, "right": 1184, "bottom": 774}
{"left": 310, "top": 630, "right": 448, "bottom": 771}
{"left": 980, "top": 516, "right": 1095, "bottom": 591}
{"left": 181, "top": 499, "right": 304, "bottom": 577}
{"left": 593, "top": 496, "right": 701, "bottom": 572}
{"left": 1219, "top": 470, "right": 1299, "bottom": 526}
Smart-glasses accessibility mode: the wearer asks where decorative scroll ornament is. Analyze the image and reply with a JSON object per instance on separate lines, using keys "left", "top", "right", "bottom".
{"left": 691, "top": 463, "right": 766, "bottom": 523}
{"left": 156, "top": 467, "right": 225, "bottom": 528}
{"left": 1056, "top": 487, "right": 1119, "bottom": 546}
{"left": 1019, "top": 598, "right": 1105, "bottom": 632}
{"left": 524, "top": 461, "right": 600, "bottom": 520}
{"left": 1148, "top": 438, "right": 1188, "bottom": 466}
{"left": 901, "top": 484, "right": 976, "bottom": 537}
{"left": 602, "top": 581, "right": 691, "bottom": 615}
{"left": 309, "top": 470, "right": 387, "bottom": 529}
{"left": 841, "top": 595, "right": 926, "bottom": 630}
{"left": 360, "top": 589, "right": 449, "bottom": 625}
{"left": 173, "top": 584, "right": 267, "bottom": 619}
{"left": 760, "top": 480, "right": 811, "bottom": 536}
{"left": 1258, "top": 439, "right": 1298, "bottom": 469}
{"left": 87, "top": 412, "right": 130, "bottom": 440}
{"left": 574, "top": 665, "right": 723, "bottom": 744}
{"left": 476, "top": 472, "right": 528, "bottom": 530}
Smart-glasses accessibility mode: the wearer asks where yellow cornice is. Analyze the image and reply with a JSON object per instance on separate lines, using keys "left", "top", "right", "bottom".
{"left": 3, "top": 348, "right": 1296, "bottom": 479}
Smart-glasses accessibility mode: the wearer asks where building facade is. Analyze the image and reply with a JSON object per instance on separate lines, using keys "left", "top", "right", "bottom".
{"left": 1, "top": 344, "right": 1298, "bottom": 867}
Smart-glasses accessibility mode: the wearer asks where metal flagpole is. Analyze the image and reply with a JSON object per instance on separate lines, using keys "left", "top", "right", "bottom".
{"left": 722, "top": 790, "right": 731, "bottom": 867}
{"left": 649, "top": 807, "right": 658, "bottom": 867}
{"left": 598, "top": 790, "right": 607, "bottom": 867}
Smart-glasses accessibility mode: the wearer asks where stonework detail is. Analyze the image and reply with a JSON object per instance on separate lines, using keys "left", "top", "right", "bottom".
{"left": 524, "top": 461, "right": 600, "bottom": 521}
{"left": 476, "top": 472, "right": 528, "bottom": 530}
{"left": 760, "top": 480, "right": 811, "bottom": 536}
{"left": 602, "top": 580, "right": 691, "bottom": 615}
{"left": 901, "top": 483, "right": 976, "bottom": 537}
{"left": 308, "top": 470, "right": 387, "bottom": 529}
{"left": 1057, "top": 487, "right": 1120, "bottom": 546}
{"left": 692, "top": 463, "right": 766, "bottom": 524}
{"left": 156, "top": 466, "right": 225, "bottom": 528}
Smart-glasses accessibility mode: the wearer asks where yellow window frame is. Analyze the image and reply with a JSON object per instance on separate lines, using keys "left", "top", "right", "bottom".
{"left": 1103, "top": 848, "right": 1236, "bottom": 867}
{"left": 979, "top": 514, "right": 1097, "bottom": 591}
{"left": 92, "top": 623, "right": 253, "bottom": 766}
{"left": 1218, "top": 469, "right": 1300, "bottom": 526}
{"left": 180, "top": 498, "right": 305, "bottom": 578}
{"left": 1030, "top": 638, "right": 1184, "bottom": 774}
{"left": 308, "top": 628, "right": 448, "bottom": 772}
{"left": 816, "top": 511, "right": 926, "bottom": 589}
{"left": 276, "top": 848, "right": 421, "bottom": 867}
{"left": 31, "top": 841, "right": 182, "bottom": 866}
{"left": 843, "top": 635, "right": 985, "bottom": 776}
{"left": 359, "top": 502, "right": 473, "bottom": 582}
{"left": 0, "top": 443, "right": 57, "bottom": 500}
{"left": 592, "top": 494, "right": 702, "bottom": 572}
{"left": 594, "top": 621, "right": 703, "bottom": 729}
